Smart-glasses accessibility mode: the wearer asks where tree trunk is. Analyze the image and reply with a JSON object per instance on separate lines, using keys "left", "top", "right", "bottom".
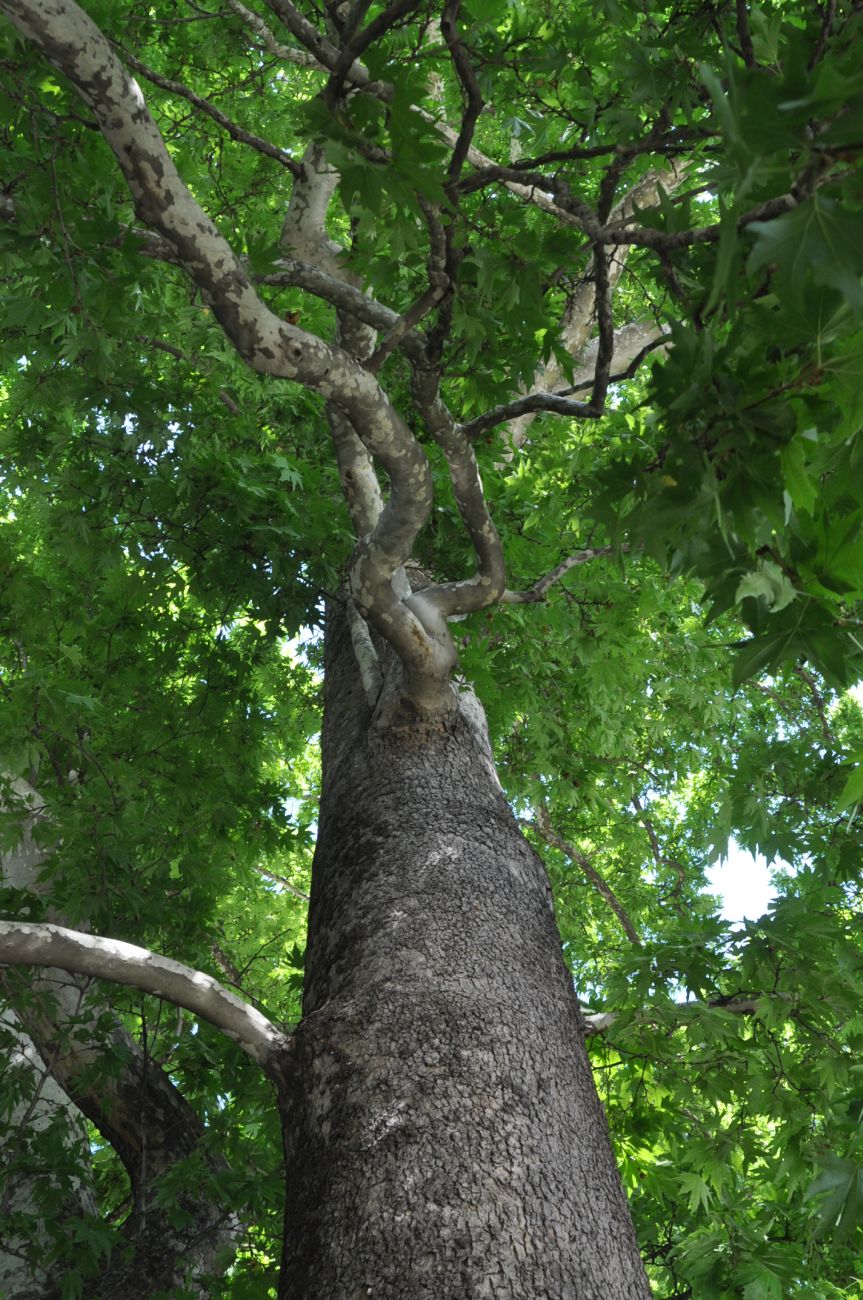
{"left": 280, "top": 603, "right": 649, "bottom": 1300}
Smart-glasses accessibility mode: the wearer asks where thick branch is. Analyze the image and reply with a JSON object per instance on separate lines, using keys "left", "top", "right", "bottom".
{"left": 260, "top": 257, "right": 429, "bottom": 364}
{"left": 0, "top": 921, "right": 291, "bottom": 1079}
{"left": 3, "top": 0, "right": 451, "bottom": 707}
{"left": 411, "top": 367, "right": 506, "bottom": 617}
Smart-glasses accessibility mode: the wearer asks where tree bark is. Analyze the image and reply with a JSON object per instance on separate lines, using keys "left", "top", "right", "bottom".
{"left": 0, "top": 777, "right": 238, "bottom": 1298}
{"left": 280, "top": 602, "right": 649, "bottom": 1300}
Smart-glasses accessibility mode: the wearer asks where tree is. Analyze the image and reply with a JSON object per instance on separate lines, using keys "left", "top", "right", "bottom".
{"left": 1, "top": 0, "right": 862, "bottom": 1296}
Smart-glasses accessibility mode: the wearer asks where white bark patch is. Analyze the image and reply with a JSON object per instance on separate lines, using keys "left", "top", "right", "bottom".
{"left": 0, "top": 921, "right": 291, "bottom": 1075}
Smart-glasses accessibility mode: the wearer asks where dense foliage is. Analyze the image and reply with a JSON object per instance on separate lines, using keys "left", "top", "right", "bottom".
{"left": 1, "top": 0, "right": 863, "bottom": 1296}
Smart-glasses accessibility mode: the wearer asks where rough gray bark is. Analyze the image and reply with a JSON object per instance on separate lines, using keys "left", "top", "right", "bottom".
{"left": 279, "top": 603, "right": 650, "bottom": 1300}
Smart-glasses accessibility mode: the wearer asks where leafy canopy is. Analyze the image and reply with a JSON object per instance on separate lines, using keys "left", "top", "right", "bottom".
{"left": 1, "top": 0, "right": 863, "bottom": 1296}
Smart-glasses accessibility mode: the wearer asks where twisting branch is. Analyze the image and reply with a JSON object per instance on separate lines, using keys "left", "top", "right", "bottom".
{"left": 534, "top": 805, "right": 641, "bottom": 945}
{"left": 259, "top": 257, "right": 429, "bottom": 364}
{"left": 2, "top": 0, "right": 453, "bottom": 711}
{"left": 0, "top": 921, "right": 291, "bottom": 1078}
{"left": 118, "top": 45, "right": 302, "bottom": 174}
{"left": 410, "top": 367, "right": 506, "bottom": 618}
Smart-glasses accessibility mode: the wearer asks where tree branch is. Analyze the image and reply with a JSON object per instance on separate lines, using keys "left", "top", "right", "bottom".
{"left": 256, "top": 864, "right": 311, "bottom": 902}
{"left": 410, "top": 367, "right": 506, "bottom": 617}
{"left": 533, "top": 805, "right": 641, "bottom": 945}
{"left": 0, "top": 776, "right": 239, "bottom": 1285}
{"left": 582, "top": 995, "right": 788, "bottom": 1036}
{"left": 560, "top": 323, "right": 669, "bottom": 395}
{"left": 259, "top": 257, "right": 429, "bottom": 364}
{"left": 225, "top": 0, "right": 321, "bottom": 65}
{"left": 3, "top": 0, "right": 454, "bottom": 710}
{"left": 503, "top": 546, "right": 621, "bottom": 604}
{"left": 735, "top": 0, "right": 756, "bottom": 67}
{"left": 461, "top": 392, "right": 595, "bottom": 441}
{"left": 117, "top": 45, "right": 301, "bottom": 174}
{"left": 0, "top": 921, "right": 291, "bottom": 1079}
{"left": 497, "top": 163, "right": 685, "bottom": 455}
{"left": 440, "top": 0, "right": 483, "bottom": 184}
{"left": 326, "top": 0, "right": 421, "bottom": 103}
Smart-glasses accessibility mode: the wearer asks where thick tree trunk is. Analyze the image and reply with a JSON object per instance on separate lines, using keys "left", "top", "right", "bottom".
{"left": 280, "top": 604, "right": 649, "bottom": 1300}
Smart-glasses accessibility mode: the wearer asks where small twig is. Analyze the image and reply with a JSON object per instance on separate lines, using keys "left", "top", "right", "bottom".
{"left": 137, "top": 336, "right": 240, "bottom": 414}
{"left": 366, "top": 280, "right": 447, "bottom": 373}
{"left": 533, "top": 804, "right": 641, "bottom": 945}
{"left": 793, "top": 664, "right": 833, "bottom": 748}
{"left": 631, "top": 792, "right": 686, "bottom": 901}
{"left": 503, "top": 546, "right": 623, "bottom": 604}
{"left": 256, "top": 864, "right": 310, "bottom": 902}
{"left": 118, "top": 45, "right": 301, "bottom": 174}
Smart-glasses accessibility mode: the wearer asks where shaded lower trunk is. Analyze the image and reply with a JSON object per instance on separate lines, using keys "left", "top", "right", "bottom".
{"left": 280, "top": 603, "right": 649, "bottom": 1299}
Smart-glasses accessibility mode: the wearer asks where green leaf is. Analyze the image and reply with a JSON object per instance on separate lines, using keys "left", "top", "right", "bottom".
{"left": 735, "top": 560, "right": 796, "bottom": 613}
{"left": 748, "top": 196, "right": 863, "bottom": 314}
{"left": 837, "top": 764, "right": 863, "bottom": 813}
{"left": 805, "top": 1154, "right": 863, "bottom": 1243}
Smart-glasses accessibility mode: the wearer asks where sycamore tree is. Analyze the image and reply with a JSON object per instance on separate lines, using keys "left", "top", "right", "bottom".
{"left": 1, "top": 0, "right": 863, "bottom": 1296}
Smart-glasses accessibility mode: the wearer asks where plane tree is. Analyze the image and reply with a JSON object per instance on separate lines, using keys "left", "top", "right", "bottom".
{"left": 1, "top": 1, "right": 863, "bottom": 1297}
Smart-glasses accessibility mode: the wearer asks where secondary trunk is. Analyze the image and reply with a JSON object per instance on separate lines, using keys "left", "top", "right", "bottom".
{"left": 280, "top": 604, "right": 649, "bottom": 1300}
